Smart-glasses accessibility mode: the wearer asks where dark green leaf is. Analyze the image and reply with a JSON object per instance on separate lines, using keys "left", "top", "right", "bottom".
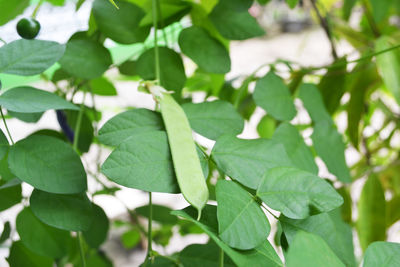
{"left": 92, "top": 0, "right": 150, "bottom": 44}
{"left": 8, "top": 110, "right": 44, "bottom": 123}
{"left": 136, "top": 204, "right": 177, "bottom": 225}
{"left": 369, "top": 0, "right": 391, "bottom": 23}
{"left": 0, "top": 39, "right": 65, "bottom": 76}
{"left": 0, "top": 87, "right": 78, "bottom": 113}
{"left": 285, "top": 231, "right": 345, "bottom": 267}
{"left": 216, "top": 180, "right": 270, "bottom": 250}
{"left": 59, "top": 38, "right": 112, "bottom": 79}
{"left": 136, "top": 47, "right": 186, "bottom": 100}
{"left": 172, "top": 205, "right": 283, "bottom": 267}
{"left": 342, "top": 0, "right": 357, "bottom": 20}
{"left": 211, "top": 135, "right": 294, "bottom": 189}
{"left": 0, "top": 128, "right": 9, "bottom": 161}
{"left": 6, "top": 241, "right": 53, "bottom": 267}
{"left": 179, "top": 26, "right": 230, "bottom": 73}
{"left": 89, "top": 77, "right": 117, "bottom": 96}
{"left": 253, "top": 71, "right": 296, "bottom": 121}
{"left": 30, "top": 189, "right": 94, "bottom": 231}
{"left": 209, "top": 0, "right": 265, "bottom": 40}
{"left": 0, "top": 179, "right": 22, "bottom": 211}
{"left": 179, "top": 242, "right": 236, "bottom": 267}
{"left": 257, "top": 167, "right": 343, "bottom": 219}
{"left": 0, "top": 221, "right": 10, "bottom": 244}
{"left": 272, "top": 122, "right": 318, "bottom": 174}
{"left": 182, "top": 100, "right": 244, "bottom": 140}
{"left": 9, "top": 135, "right": 87, "bottom": 194}
{"left": 298, "top": 83, "right": 331, "bottom": 123}
{"left": 357, "top": 174, "right": 386, "bottom": 251}
{"left": 83, "top": 204, "right": 109, "bottom": 248}
{"left": 363, "top": 242, "right": 400, "bottom": 267}
{"left": 286, "top": 0, "right": 299, "bottom": 9}
{"left": 98, "top": 109, "right": 164, "bottom": 147}
{"left": 16, "top": 208, "right": 70, "bottom": 258}
{"left": 139, "top": 256, "right": 177, "bottom": 267}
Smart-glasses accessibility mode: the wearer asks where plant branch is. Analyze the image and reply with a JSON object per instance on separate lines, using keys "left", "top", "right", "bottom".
{"left": 32, "top": 0, "right": 44, "bottom": 19}
{"left": 77, "top": 232, "right": 87, "bottom": 267}
{"left": 310, "top": 0, "right": 338, "bottom": 60}
{"left": 0, "top": 108, "right": 14, "bottom": 145}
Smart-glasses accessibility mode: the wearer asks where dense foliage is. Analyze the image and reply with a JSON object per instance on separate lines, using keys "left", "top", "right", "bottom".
{"left": 0, "top": 0, "right": 400, "bottom": 266}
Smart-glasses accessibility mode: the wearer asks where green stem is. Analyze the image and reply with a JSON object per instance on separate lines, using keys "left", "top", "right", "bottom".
{"left": 147, "top": 192, "right": 153, "bottom": 260}
{"left": 219, "top": 248, "right": 224, "bottom": 267}
{"left": 152, "top": 0, "right": 161, "bottom": 84}
{"left": 72, "top": 91, "right": 87, "bottom": 152}
{"left": 155, "top": 0, "right": 169, "bottom": 47}
{"left": 0, "top": 108, "right": 14, "bottom": 145}
{"left": 77, "top": 232, "right": 86, "bottom": 267}
{"left": 0, "top": 37, "right": 6, "bottom": 45}
{"left": 32, "top": 0, "right": 44, "bottom": 19}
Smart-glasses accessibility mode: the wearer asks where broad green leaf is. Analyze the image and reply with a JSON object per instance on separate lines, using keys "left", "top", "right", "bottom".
{"left": 286, "top": 0, "right": 299, "bottom": 8}
{"left": 209, "top": 0, "right": 265, "bottom": 40}
{"left": 83, "top": 204, "right": 109, "bottom": 248}
{"left": 298, "top": 83, "right": 331, "bottom": 123}
{"left": 0, "top": 39, "right": 65, "bottom": 76}
{"left": 386, "top": 196, "right": 400, "bottom": 227}
{"left": 136, "top": 47, "right": 186, "bottom": 100}
{"left": 6, "top": 241, "right": 53, "bottom": 267}
{"left": 318, "top": 59, "right": 347, "bottom": 114}
{"left": 342, "top": 0, "right": 357, "bottom": 20}
{"left": 285, "top": 231, "right": 345, "bottom": 267}
{"left": 178, "top": 26, "right": 230, "bottom": 73}
{"left": 357, "top": 174, "right": 386, "bottom": 251}
{"left": 182, "top": 100, "right": 244, "bottom": 140}
{"left": 0, "top": 0, "right": 29, "bottom": 26}
{"left": 281, "top": 210, "right": 356, "bottom": 267}
{"left": 30, "top": 189, "right": 94, "bottom": 231}
{"left": 98, "top": 109, "right": 164, "bottom": 146}
{"left": 92, "top": 0, "right": 150, "bottom": 44}
{"left": 16, "top": 208, "right": 70, "bottom": 258}
{"left": 179, "top": 242, "right": 236, "bottom": 267}
{"left": 121, "top": 228, "right": 141, "bottom": 249}
{"left": 172, "top": 205, "right": 283, "bottom": 267}
{"left": 9, "top": 135, "right": 87, "bottom": 194}
{"left": 136, "top": 204, "right": 178, "bottom": 225}
{"left": 253, "top": 71, "right": 296, "bottom": 121}
{"left": 59, "top": 38, "right": 112, "bottom": 79}
{"left": 368, "top": 0, "right": 391, "bottom": 23}
{"left": 375, "top": 36, "right": 400, "bottom": 105}
{"left": 216, "top": 180, "right": 270, "bottom": 250}
{"left": 89, "top": 77, "right": 117, "bottom": 96}
{"left": 0, "top": 221, "right": 10, "bottom": 244}
{"left": 257, "top": 167, "right": 343, "bottom": 219}
{"left": 312, "top": 120, "right": 351, "bottom": 183}
{"left": 101, "top": 131, "right": 178, "bottom": 193}
{"left": 363, "top": 242, "right": 400, "bottom": 267}
{"left": 211, "top": 135, "right": 294, "bottom": 189}
{"left": 8, "top": 110, "right": 44, "bottom": 123}
{"left": 0, "top": 179, "right": 22, "bottom": 211}
{"left": 272, "top": 122, "right": 318, "bottom": 174}
{"left": 0, "top": 128, "right": 8, "bottom": 160}
{"left": 0, "top": 87, "right": 78, "bottom": 113}
{"left": 257, "top": 114, "right": 276, "bottom": 139}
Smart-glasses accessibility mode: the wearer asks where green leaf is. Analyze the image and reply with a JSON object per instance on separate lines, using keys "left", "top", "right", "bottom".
{"left": 272, "top": 122, "right": 318, "bottom": 174}
{"left": 59, "top": 38, "right": 112, "bottom": 79}
{"left": 182, "top": 100, "right": 244, "bottom": 140}
{"left": 0, "top": 128, "right": 9, "bottom": 160}
{"left": 386, "top": 196, "right": 400, "bottom": 227}
{"left": 0, "top": 39, "right": 65, "bottom": 76}
{"left": 257, "top": 167, "right": 343, "bottom": 219}
{"left": 136, "top": 47, "right": 186, "bottom": 100}
{"left": 285, "top": 231, "right": 345, "bottom": 267}
{"left": 0, "top": 221, "right": 11, "bottom": 244}
{"left": 139, "top": 256, "right": 177, "bottom": 267}
{"left": 16, "top": 208, "right": 70, "bottom": 258}
{"left": 281, "top": 210, "right": 356, "bottom": 267}
{"left": 317, "top": 59, "right": 347, "bottom": 114}
{"left": 298, "top": 83, "right": 331, "bottom": 123}
{"left": 363, "top": 242, "right": 400, "bottom": 267}
{"left": 8, "top": 110, "right": 44, "bottom": 123}
{"left": 136, "top": 204, "right": 178, "bottom": 225}
{"left": 0, "top": 178, "right": 20, "bottom": 211}
{"left": 185, "top": 69, "right": 225, "bottom": 95}
{"left": 9, "top": 135, "right": 87, "bottom": 194}
{"left": 253, "top": 71, "right": 296, "bottom": 121}
{"left": 179, "top": 242, "right": 236, "bottom": 267}
{"left": 92, "top": 0, "right": 150, "bottom": 44}
{"left": 312, "top": 120, "right": 351, "bottom": 183}
{"left": 375, "top": 36, "right": 400, "bottom": 106}
{"left": 216, "top": 180, "right": 270, "bottom": 250}
{"left": 357, "top": 174, "right": 386, "bottom": 251}
{"left": 101, "top": 131, "right": 178, "bottom": 193}
{"left": 257, "top": 114, "right": 276, "bottom": 139}
{"left": 98, "top": 109, "right": 164, "bottom": 147}
{"left": 209, "top": 0, "right": 265, "bottom": 40}
{"left": 0, "top": 0, "right": 29, "bottom": 26}
{"left": 0, "top": 87, "right": 78, "bottom": 113}
{"left": 368, "top": 0, "right": 391, "bottom": 23}
{"left": 172, "top": 205, "right": 283, "bottom": 267}
{"left": 211, "top": 135, "right": 294, "bottom": 189}
{"left": 286, "top": 0, "right": 299, "bottom": 9}
{"left": 179, "top": 26, "right": 231, "bottom": 73}
{"left": 121, "top": 228, "right": 141, "bottom": 249}
{"left": 30, "top": 189, "right": 94, "bottom": 231}
{"left": 82, "top": 204, "right": 109, "bottom": 248}
{"left": 88, "top": 77, "right": 117, "bottom": 96}
{"left": 6, "top": 241, "right": 53, "bottom": 267}
{"left": 65, "top": 110, "right": 94, "bottom": 153}
{"left": 342, "top": 0, "right": 357, "bottom": 20}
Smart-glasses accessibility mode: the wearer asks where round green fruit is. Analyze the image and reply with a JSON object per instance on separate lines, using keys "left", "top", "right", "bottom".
{"left": 16, "top": 18, "right": 41, "bottom": 39}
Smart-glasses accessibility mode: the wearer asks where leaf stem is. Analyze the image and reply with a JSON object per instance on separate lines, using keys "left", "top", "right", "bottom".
{"left": 146, "top": 192, "right": 153, "bottom": 261}
{"left": 219, "top": 248, "right": 224, "bottom": 267}
{"left": 32, "top": 0, "right": 44, "bottom": 19}
{"left": 72, "top": 90, "right": 87, "bottom": 152}
{"left": 152, "top": 0, "right": 161, "bottom": 84}
{"left": 77, "top": 232, "right": 87, "bottom": 267}
{"left": 0, "top": 108, "right": 14, "bottom": 145}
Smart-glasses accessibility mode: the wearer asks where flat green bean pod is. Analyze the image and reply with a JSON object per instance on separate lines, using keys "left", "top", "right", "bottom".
{"left": 160, "top": 93, "right": 209, "bottom": 219}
